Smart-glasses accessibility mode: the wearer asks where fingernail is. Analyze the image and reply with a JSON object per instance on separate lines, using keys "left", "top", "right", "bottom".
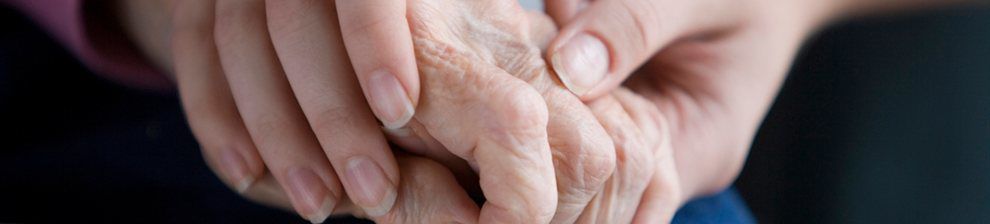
{"left": 218, "top": 149, "right": 255, "bottom": 193}
{"left": 551, "top": 33, "right": 609, "bottom": 96}
{"left": 345, "top": 156, "right": 398, "bottom": 217}
{"left": 286, "top": 167, "right": 335, "bottom": 223}
{"left": 367, "top": 69, "right": 415, "bottom": 129}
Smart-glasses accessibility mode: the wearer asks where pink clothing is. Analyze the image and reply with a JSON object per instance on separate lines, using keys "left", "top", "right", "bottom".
{"left": 2, "top": 0, "right": 172, "bottom": 91}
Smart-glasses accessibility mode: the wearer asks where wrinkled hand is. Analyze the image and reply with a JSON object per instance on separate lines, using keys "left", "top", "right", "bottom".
{"left": 381, "top": 0, "right": 684, "bottom": 223}
{"left": 169, "top": 0, "right": 680, "bottom": 222}
{"left": 398, "top": 0, "right": 829, "bottom": 222}
{"left": 129, "top": 0, "right": 978, "bottom": 223}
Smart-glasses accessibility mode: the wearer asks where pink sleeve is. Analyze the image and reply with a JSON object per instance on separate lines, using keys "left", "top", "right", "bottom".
{"left": 2, "top": 0, "right": 173, "bottom": 91}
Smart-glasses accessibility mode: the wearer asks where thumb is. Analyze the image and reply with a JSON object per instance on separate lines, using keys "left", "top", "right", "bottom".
{"left": 544, "top": 0, "right": 589, "bottom": 24}
{"left": 547, "top": 0, "right": 728, "bottom": 99}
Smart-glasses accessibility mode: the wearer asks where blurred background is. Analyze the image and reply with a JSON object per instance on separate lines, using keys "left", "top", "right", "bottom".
{"left": 1, "top": 1, "right": 988, "bottom": 223}
{"left": 737, "top": 6, "right": 990, "bottom": 223}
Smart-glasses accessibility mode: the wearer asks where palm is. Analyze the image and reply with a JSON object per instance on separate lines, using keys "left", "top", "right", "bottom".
{"left": 624, "top": 12, "right": 808, "bottom": 197}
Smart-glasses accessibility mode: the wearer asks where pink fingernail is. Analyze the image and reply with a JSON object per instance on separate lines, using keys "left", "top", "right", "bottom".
{"left": 344, "top": 156, "right": 397, "bottom": 217}
{"left": 218, "top": 149, "right": 254, "bottom": 193}
{"left": 285, "top": 167, "right": 335, "bottom": 223}
{"left": 552, "top": 33, "right": 609, "bottom": 96}
{"left": 367, "top": 69, "right": 415, "bottom": 129}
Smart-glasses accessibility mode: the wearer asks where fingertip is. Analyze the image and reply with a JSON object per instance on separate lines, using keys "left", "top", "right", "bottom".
{"left": 363, "top": 183, "right": 398, "bottom": 217}
{"left": 549, "top": 33, "right": 610, "bottom": 98}
{"left": 234, "top": 174, "right": 256, "bottom": 194}
{"left": 283, "top": 167, "right": 340, "bottom": 223}
{"left": 366, "top": 69, "right": 416, "bottom": 129}
{"left": 549, "top": 0, "right": 693, "bottom": 101}
{"left": 342, "top": 155, "right": 399, "bottom": 217}
{"left": 305, "top": 195, "right": 335, "bottom": 224}
{"left": 336, "top": 0, "right": 420, "bottom": 129}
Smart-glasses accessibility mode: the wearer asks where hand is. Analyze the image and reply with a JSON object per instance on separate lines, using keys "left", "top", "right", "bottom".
{"left": 545, "top": 0, "right": 835, "bottom": 222}
{"left": 168, "top": 0, "right": 429, "bottom": 221}
{"left": 167, "top": 0, "right": 615, "bottom": 222}
{"left": 543, "top": 0, "right": 831, "bottom": 99}
{"left": 123, "top": 0, "right": 983, "bottom": 223}
{"left": 386, "top": 0, "right": 680, "bottom": 223}
{"left": 170, "top": 0, "right": 680, "bottom": 220}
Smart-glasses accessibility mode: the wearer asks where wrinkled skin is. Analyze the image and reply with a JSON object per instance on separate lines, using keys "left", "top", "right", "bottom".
{"left": 382, "top": 0, "right": 824, "bottom": 222}
{"left": 382, "top": 0, "right": 680, "bottom": 223}
{"left": 164, "top": 0, "right": 678, "bottom": 222}
{"left": 129, "top": 0, "right": 984, "bottom": 222}
{"left": 159, "top": 0, "right": 812, "bottom": 222}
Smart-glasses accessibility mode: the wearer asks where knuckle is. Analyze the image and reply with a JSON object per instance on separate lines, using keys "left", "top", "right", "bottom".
{"left": 611, "top": 88, "right": 671, "bottom": 160}
{"left": 555, "top": 133, "right": 617, "bottom": 196}
{"left": 613, "top": 127, "right": 655, "bottom": 179}
{"left": 484, "top": 83, "right": 550, "bottom": 147}
{"left": 491, "top": 41, "right": 547, "bottom": 84}
{"left": 306, "top": 104, "right": 358, "bottom": 138}
{"left": 548, "top": 109, "right": 618, "bottom": 197}
{"left": 576, "top": 147, "right": 618, "bottom": 193}
{"left": 245, "top": 114, "right": 295, "bottom": 147}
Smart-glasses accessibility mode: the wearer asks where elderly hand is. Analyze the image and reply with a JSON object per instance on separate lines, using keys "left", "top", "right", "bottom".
{"left": 384, "top": 0, "right": 686, "bottom": 223}
{"left": 167, "top": 0, "right": 688, "bottom": 222}
{"left": 148, "top": 0, "right": 824, "bottom": 222}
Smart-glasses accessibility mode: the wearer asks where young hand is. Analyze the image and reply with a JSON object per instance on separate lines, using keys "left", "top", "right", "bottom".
{"left": 169, "top": 0, "right": 424, "bottom": 221}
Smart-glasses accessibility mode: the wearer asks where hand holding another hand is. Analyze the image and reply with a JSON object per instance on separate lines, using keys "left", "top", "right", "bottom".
{"left": 153, "top": 0, "right": 857, "bottom": 222}
{"left": 384, "top": 0, "right": 686, "bottom": 222}
{"left": 168, "top": 0, "right": 686, "bottom": 222}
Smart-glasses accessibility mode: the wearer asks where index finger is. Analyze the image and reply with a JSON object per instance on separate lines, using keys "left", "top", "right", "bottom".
{"left": 337, "top": 0, "right": 420, "bottom": 129}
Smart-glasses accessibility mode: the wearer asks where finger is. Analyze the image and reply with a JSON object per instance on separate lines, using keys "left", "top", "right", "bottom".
{"left": 214, "top": 0, "right": 341, "bottom": 222}
{"left": 526, "top": 11, "right": 558, "bottom": 51}
{"left": 171, "top": 0, "right": 294, "bottom": 213}
{"left": 632, "top": 154, "right": 682, "bottom": 224}
{"left": 266, "top": 0, "right": 399, "bottom": 217}
{"left": 337, "top": 0, "right": 418, "bottom": 129}
{"left": 412, "top": 43, "right": 558, "bottom": 223}
{"left": 320, "top": 155, "right": 479, "bottom": 223}
{"left": 544, "top": 0, "right": 590, "bottom": 24}
{"left": 609, "top": 89, "right": 683, "bottom": 224}
{"left": 369, "top": 155, "right": 480, "bottom": 224}
{"left": 383, "top": 124, "right": 479, "bottom": 192}
{"left": 532, "top": 86, "right": 616, "bottom": 224}
{"left": 434, "top": 6, "right": 618, "bottom": 223}
{"left": 171, "top": 0, "right": 265, "bottom": 195}
{"left": 547, "top": 0, "right": 736, "bottom": 99}
{"left": 477, "top": 11, "right": 618, "bottom": 222}
{"left": 575, "top": 95, "right": 656, "bottom": 223}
